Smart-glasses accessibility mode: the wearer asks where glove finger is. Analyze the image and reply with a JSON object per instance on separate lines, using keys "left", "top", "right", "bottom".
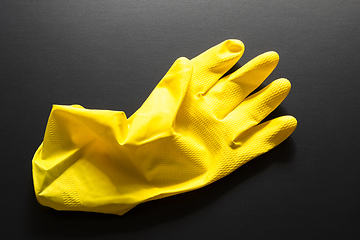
{"left": 190, "top": 39, "right": 244, "bottom": 95}
{"left": 205, "top": 51, "right": 279, "bottom": 119}
{"left": 127, "top": 57, "right": 193, "bottom": 145}
{"left": 225, "top": 78, "right": 291, "bottom": 130}
{"left": 231, "top": 115, "right": 297, "bottom": 163}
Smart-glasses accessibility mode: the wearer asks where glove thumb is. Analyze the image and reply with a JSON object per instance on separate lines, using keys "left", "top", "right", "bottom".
{"left": 127, "top": 57, "right": 192, "bottom": 145}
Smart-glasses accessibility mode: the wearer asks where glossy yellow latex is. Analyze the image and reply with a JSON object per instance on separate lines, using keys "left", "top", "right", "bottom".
{"left": 32, "top": 40, "right": 297, "bottom": 215}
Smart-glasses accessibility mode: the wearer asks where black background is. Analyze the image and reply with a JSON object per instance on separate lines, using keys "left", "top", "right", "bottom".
{"left": 1, "top": 1, "right": 360, "bottom": 239}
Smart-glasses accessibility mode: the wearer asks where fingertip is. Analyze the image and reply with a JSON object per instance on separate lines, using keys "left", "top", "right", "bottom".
{"left": 172, "top": 57, "right": 192, "bottom": 75}
{"left": 71, "top": 104, "right": 85, "bottom": 109}
{"left": 253, "top": 51, "right": 279, "bottom": 68}
{"left": 284, "top": 115, "right": 298, "bottom": 131}
{"left": 266, "top": 51, "right": 279, "bottom": 62}
{"left": 224, "top": 39, "right": 245, "bottom": 53}
{"left": 271, "top": 78, "right": 291, "bottom": 95}
{"left": 175, "top": 56, "right": 190, "bottom": 65}
{"left": 274, "top": 115, "right": 298, "bottom": 135}
{"left": 265, "top": 115, "right": 298, "bottom": 145}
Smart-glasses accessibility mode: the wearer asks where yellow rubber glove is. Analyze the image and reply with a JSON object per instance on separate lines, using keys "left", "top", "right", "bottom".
{"left": 32, "top": 40, "right": 297, "bottom": 215}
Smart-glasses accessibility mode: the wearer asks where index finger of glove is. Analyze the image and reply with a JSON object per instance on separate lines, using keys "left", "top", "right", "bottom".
{"left": 190, "top": 39, "right": 244, "bottom": 95}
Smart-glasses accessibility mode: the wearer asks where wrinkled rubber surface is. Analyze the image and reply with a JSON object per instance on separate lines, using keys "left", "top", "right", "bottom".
{"left": 32, "top": 40, "right": 297, "bottom": 215}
